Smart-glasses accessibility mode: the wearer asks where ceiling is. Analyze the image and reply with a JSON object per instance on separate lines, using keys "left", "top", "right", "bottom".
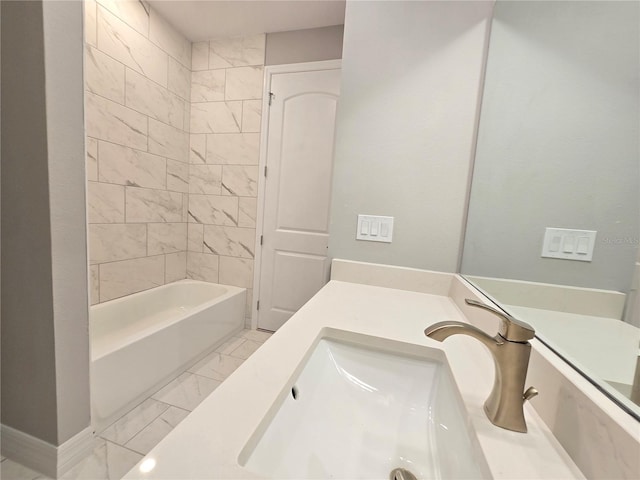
{"left": 148, "top": 0, "right": 346, "bottom": 41}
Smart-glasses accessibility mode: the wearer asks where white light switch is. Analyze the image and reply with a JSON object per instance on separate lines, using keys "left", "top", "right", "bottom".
{"left": 356, "top": 215, "right": 394, "bottom": 243}
{"left": 549, "top": 235, "right": 561, "bottom": 252}
{"left": 576, "top": 237, "right": 590, "bottom": 255}
{"left": 542, "top": 227, "right": 596, "bottom": 262}
{"left": 562, "top": 236, "right": 575, "bottom": 253}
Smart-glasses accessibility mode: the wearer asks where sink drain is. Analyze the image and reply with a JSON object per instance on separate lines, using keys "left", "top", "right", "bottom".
{"left": 390, "top": 467, "right": 418, "bottom": 480}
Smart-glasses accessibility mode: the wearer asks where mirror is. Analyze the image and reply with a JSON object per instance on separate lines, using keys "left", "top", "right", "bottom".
{"left": 461, "top": 1, "right": 640, "bottom": 418}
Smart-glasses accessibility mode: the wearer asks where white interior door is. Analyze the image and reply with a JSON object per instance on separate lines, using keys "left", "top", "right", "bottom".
{"left": 257, "top": 64, "right": 341, "bottom": 331}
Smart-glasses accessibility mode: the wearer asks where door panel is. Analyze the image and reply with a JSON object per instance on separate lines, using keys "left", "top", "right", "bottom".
{"left": 258, "top": 67, "right": 341, "bottom": 331}
{"left": 271, "top": 251, "right": 328, "bottom": 311}
{"left": 271, "top": 230, "right": 328, "bottom": 255}
{"left": 277, "top": 94, "right": 337, "bottom": 232}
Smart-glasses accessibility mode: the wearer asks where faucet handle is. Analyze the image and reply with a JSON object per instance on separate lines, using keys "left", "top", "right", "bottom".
{"left": 523, "top": 386, "right": 539, "bottom": 403}
{"left": 465, "top": 299, "right": 535, "bottom": 342}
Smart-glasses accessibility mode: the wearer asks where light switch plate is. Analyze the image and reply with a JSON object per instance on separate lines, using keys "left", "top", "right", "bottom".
{"left": 542, "top": 227, "right": 597, "bottom": 262}
{"left": 356, "top": 215, "right": 394, "bottom": 243}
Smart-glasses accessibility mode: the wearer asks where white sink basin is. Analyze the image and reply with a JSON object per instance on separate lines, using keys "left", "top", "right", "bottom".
{"left": 240, "top": 335, "right": 489, "bottom": 479}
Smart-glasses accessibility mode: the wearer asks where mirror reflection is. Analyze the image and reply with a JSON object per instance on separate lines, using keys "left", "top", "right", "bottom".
{"left": 461, "top": 1, "right": 640, "bottom": 416}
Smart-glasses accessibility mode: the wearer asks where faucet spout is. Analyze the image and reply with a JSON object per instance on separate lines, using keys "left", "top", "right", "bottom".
{"left": 424, "top": 300, "right": 537, "bottom": 433}
{"left": 424, "top": 321, "right": 502, "bottom": 349}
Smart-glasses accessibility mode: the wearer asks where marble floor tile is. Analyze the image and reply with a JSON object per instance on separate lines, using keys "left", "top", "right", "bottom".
{"left": 0, "top": 459, "right": 51, "bottom": 480}
{"left": 60, "top": 440, "right": 142, "bottom": 480}
{"left": 151, "top": 372, "right": 221, "bottom": 411}
{"left": 214, "top": 335, "right": 246, "bottom": 355}
{"left": 229, "top": 339, "right": 262, "bottom": 360}
{"left": 99, "top": 398, "right": 170, "bottom": 445}
{"left": 240, "top": 328, "right": 273, "bottom": 343}
{"left": 188, "top": 351, "right": 245, "bottom": 381}
{"left": 125, "top": 407, "right": 189, "bottom": 455}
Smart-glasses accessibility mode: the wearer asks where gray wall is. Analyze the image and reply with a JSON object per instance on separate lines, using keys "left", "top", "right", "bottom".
{"left": 1, "top": 0, "right": 58, "bottom": 444}
{"left": 461, "top": 1, "right": 639, "bottom": 292}
{"left": 265, "top": 25, "right": 343, "bottom": 65}
{"left": 1, "top": 0, "right": 90, "bottom": 445}
{"left": 42, "top": 0, "right": 91, "bottom": 444}
{"left": 626, "top": 251, "right": 640, "bottom": 326}
{"left": 328, "top": 1, "right": 493, "bottom": 273}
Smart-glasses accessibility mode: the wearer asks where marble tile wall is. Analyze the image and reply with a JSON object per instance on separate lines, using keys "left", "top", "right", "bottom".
{"left": 84, "top": 0, "right": 191, "bottom": 303}
{"left": 85, "top": 6, "right": 265, "bottom": 313}
{"left": 187, "top": 35, "right": 265, "bottom": 324}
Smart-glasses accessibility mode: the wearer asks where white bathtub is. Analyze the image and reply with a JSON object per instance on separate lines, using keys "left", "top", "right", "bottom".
{"left": 90, "top": 280, "right": 246, "bottom": 431}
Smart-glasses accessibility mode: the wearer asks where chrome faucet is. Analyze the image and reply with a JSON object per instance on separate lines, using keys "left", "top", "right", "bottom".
{"left": 424, "top": 299, "right": 538, "bottom": 433}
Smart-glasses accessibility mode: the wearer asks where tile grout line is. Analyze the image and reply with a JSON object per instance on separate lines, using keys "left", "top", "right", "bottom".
{"left": 87, "top": 89, "right": 189, "bottom": 163}
{"left": 98, "top": 400, "right": 171, "bottom": 448}
{"left": 104, "top": 438, "right": 147, "bottom": 459}
{"left": 94, "top": 252, "right": 176, "bottom": 268}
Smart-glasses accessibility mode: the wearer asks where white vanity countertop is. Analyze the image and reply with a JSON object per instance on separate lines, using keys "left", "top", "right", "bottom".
{"left": 123, "top": 279, "right": 584, "bottom": 480}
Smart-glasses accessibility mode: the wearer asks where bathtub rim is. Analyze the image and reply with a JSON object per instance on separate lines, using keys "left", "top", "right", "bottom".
{"left": 90, "top": 279, "right": 246, "bottom": 361}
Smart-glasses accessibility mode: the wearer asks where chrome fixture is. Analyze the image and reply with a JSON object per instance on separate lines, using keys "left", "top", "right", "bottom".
{"left": 389, "top": 467, "right": 418, "bottom": 480}
{"left": 424, "top": 298, "right": 538, "bottom": 433}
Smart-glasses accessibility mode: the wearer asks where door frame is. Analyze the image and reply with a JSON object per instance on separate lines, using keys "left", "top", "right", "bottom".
{"left": 251, "top": 59, "right": 342, "bottom": 329}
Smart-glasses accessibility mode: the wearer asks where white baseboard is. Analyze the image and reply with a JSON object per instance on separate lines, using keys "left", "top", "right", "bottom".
{"left": 56, "top": 427, "right": 96, "bottom": 476}
{"left": 0, "top": 425, "right": 57, "bottom": 477}
{"left": 1, "top": 424, "right": 94, "bottom": 477}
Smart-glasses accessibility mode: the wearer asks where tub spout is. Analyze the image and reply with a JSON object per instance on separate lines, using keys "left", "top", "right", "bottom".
{"left": 424, "top": 299, "right": 537, "bottom": 433}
